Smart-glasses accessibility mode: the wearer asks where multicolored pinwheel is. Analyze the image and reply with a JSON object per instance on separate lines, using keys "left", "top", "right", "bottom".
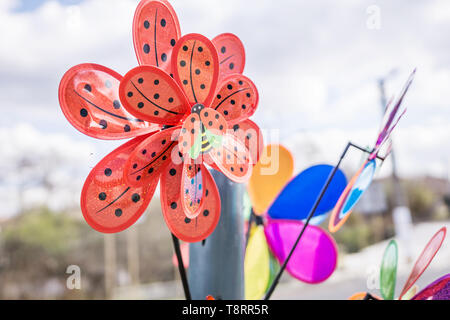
{"left": 58, "top": 0, "right": 263, "bottom": 242}
{"left": 244, "top": 144, "right": 347, "bottom": 299}
{"left": 329, "top": 70, "right": 415, "bottom": 233}
{"left": 350, "top": 226, "right": 447, "bottom": 300}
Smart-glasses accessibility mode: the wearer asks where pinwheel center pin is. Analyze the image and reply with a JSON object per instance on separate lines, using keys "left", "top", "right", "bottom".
{"left": 191, "top": 103, "right": 205, "bottom": 114}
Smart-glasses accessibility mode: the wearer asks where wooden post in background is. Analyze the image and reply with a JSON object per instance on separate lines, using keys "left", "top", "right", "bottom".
{"left": 104, "top": 234, "right": 117, "bottom": 299}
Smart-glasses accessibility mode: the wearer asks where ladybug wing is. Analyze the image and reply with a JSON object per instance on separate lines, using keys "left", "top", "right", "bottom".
{"left": 59, "top": 64, "right": 159, "bottom": 140}
{"left": 133, "top": 0, "right": 181, "bottom": 74}
{"left": 120, "top": 66, "right": 190, "bottom": 125}
{"left": 229, "top": 119, "right": 264, "bottom": 164}
{"left": 161, "top": 154, "right": 221, "bottom": 243}
{"left": 207, "top": 133, "right": 253, "bottom": 183}
{"left": 178, "top": 113, "right": 203, "bottom": 160}
{"left": 212, "top": 33, "right": 246, "bottom": 81}
{"left": 172, "top": 33, "right": 219, "bottom": 106}
{"left": 81, "top": 134, "right": 158, "bottom": 233}
{"left": 211, "top": 74, "right": 259, "bottom": 125}
{"left": 124, "top": 126, "right": 179, "bottom": 187}
{"left": 200, "top": 108, "right": 228, "bottom": 149}
{"left": 181, "top": 159, "right": 206, "bottom": 219}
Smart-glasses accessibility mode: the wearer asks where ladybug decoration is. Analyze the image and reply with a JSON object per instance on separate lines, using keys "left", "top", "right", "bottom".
{"left": 59, "top": 0, "right": 263, "bottom": 242}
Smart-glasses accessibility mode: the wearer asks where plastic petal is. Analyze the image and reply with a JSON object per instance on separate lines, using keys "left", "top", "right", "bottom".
{"left": 212, "top": 33, "right": 246, "bottom": 81}
{"left": 120, "top": 66, "right": 190, "bottom": 125}
{"left": 171, "top": 33, "right": 219, "bottom": 106}
{"left": 211, "top": 74, "right": 259, "bottom": 125}
{"left": 59, "top": 63, "right": 158, "bottom": 140}
{"left": 124, "top": 126, "right": 179, "bottom": 186}
{"left": 133, "top": 0, "right": 181, "bottom": 74}
{"left": 181, "top": 159, "right": 206, "bottom": 219}
{"left": 248, "top": 145, "right": 294, "bottom": 215}
{"left": 161, "top": 152, "right": 220, "bottom": 243}
{"left": 380, "top": 240, "right": 398, "bottom": 300}
{"left": 265, "top": 219, "right": 337, "bottom": 284}
{"left": 229, "top": 119, "right": 264, "bottom": 164}
{"left": 412, "top": 274, "right": 450, "bottom": 300}
{"left": 81, "top": 134, "right": 158, "bottom": 233}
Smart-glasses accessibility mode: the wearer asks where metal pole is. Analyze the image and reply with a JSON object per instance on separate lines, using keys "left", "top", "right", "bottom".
{"left": 189, "top": 170, "right": 245, "bottom": 300}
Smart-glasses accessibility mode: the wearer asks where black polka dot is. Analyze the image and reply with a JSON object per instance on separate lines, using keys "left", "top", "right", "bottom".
{"left": 154, "top": 79, "right": 159, "bottom": 85}
{"left": 180, "top": 60, "right": 186, "bottom": 67}
{"left": 204, "top": 112, "right": 209, "bottom": 117}
{"left": 161, "top": 53, "right": 167, "bottom": 62}
{"left": 128, "top": 92, "right": 133, "bottom": 97}
{"left": 170, "top": 39, "right": 176, "bottom": 46}
{"left": 136, "top": 175, "right": 141, "bottom": 181}
{"left": 144, "top": 20, "right": 150, "bottom": 29}
{"left": 168, "top": 97, "right": 174, "bottom": 103}
{"left": 113, "top": 100, "right": 121, "bottom": 109}
{"left": 233, "top": 124, "right": 240, "bottom": 131}
{"left": 124, "top": 125, "right": 131, "bottom": 132}
{"left": 242, "top": 105, "right": 247, "bottom": 110}
{"left": 143, "top": 44, "right": 150, "bottom": 54}
{"left": 205, "top": 189, "right": 209, "bottom": 197}
{"left": 231, "top": 167, "right": 234, "bottom": 172}
{"left": 138, "top": 78, "right": 144, "bottom": 84}
{"left": 227, "top": 84, "right": 233, "bottom": 90}
{"left": 231, "top": 100, "right": 236, "bottom": 105}
{"left": 200, "top": 84, "right": 206, "bottom": 89}
{"left": 84, "top": 84, "right": 92, "bottom": 92}
{"left": 208, "top": 121, "right": 213, "bottom": 126}
{"left": 151, "top": 152, "right": 156, "bottom": 157}
{"left": 217, "top": 94, "right": 222, "bottom": 99}
{"left": 142, "top": 149, "right": 147, "bottom": 155}
{"left": 98, "top": 192, "right": 106, "bottom": 201}
{"left": 185, "top": 218, "right": 191, "bottom": 224}
{"left": 229, "top": 63, "right": 235, "bottom": 70}
{"left": 80, "top": 108, "right": 88, "bottom": 117}
{"left": 224, "top": 110, "right": 229, "bottom": 115}
{"left": 132, "top": 193, "right": 140, "bottom": 203}
{"left": 162, "top": 155, "right": 167, "bottom": 160}
{"left": 198, "top": 46, "right": 203, "bottom": 52}
{"left": 170, "top": 168, "right": 177, "bottom": 176}
{"left": 99, "top": 120, "right": 107, "bottom": 129}
{"left": 191, "top": 117, "right": 196, "bottom": 123}
{"left": 183, "top": 80, "right": 188, "bottom": 85}
{"left": 221, "top": 46, "right": 226, "bottom": 54}
{"left": 133, "top": 163, "right": 138, "bottom": 169}
{"left": 205, "top": 60, "right": 210, "bottom": 66}
{"left": 154, "top": 93, "right": 160, "bottom": 99}
{"left": 161, "top": 19, "right": 166, "bottom": 27}
{"left": 246, "top": 134, "right": 252, "bottom": 140}
{"left": 148, "top": 168, "right": 154, "bottom": 174}
{"left": 239, "top": 80, "right": 244, "bottom": 85}
{"left": 215, "top": 114, "right": 220, "bottom": 119}
{"left": 240, "top": 167, "right": 244, "bottom": 172}
{"left": 154, "top": 111, "right": 159, "bottom": 116}
{"left": 138, "top": 102, "right": 144, "bottom": 109}
{"left": 183, "top": 45, "right": 188, "bottom": 51}
{"left": 115, "top": 209, "right": 123, "bottom": 217}
{"left": 203, "top": 210, "right": 210, "bottom": 217}
{"left": 219, "top": 125, "right": 224, "bottom": 130}
{"left": 162, "top": 139, "right": 166, "bottom": 145}
{"left": 104, "top": 168, "right": 112, "bottom": 176}
{"left": 195, "top": 69, "right": 201, "bottom": 75}
{"left": 246, "top": 93, "right": 251, "bottom": 98}
{"left": 171, "top": 202, "right": 177, "bottom": 209}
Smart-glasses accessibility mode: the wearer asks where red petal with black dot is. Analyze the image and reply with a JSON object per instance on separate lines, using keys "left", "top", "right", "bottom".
{"left": 120, "top": 66, "right": 190, "bottom": 125}
{"left": 161, "top": 150, "right": 221, "bottom": 243}
{"left": 124, "top": 126, "right": 179, "bottom": 187}
{"left": 229, "top": 119, "right": 263, "bottom": 164}
{"left": 59, "top": 64, "right": 159, "bottom": 140}
{"left": 211, "top": 74, "right": 259, "bottom": 125}
{"left": 181, "top": 160, "right": 206, "bottom": 219}
{"left": 207, "top": 133, "right": 253, "bottom": 183}
{"left": 178, "top": 113, "right": 201, "bottom": 156}
{"left": 212, "top": 33, "right": 246, "bottom": 81}
{"left": 133, "top": 0, "right": 181, "bottom": 74}
{"left": 81, "top": 134, "right": 158, "bottom": 233}
{"left": 172, "top": 33, "right": 219, "bottom": 106}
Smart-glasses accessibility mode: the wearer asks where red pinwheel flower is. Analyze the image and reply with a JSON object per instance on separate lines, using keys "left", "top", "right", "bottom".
{"left": 58, "top": 0, "right": 263, "bottom": 242}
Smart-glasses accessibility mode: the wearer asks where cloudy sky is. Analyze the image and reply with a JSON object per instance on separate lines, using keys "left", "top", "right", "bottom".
{"left": 1, "top": 0, "right": 449, "bottom": 215}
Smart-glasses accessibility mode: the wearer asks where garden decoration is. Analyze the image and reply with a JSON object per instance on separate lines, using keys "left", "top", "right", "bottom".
{"left": 59, "top": 0, "right": 262, "bottom": 300}
{"left": 245, "top": 144, "right": 346, "bottom": 299}
{"left": 264, "top": 70, "right": 415, "bottom": 300}
{"left": 349, "top": 227, "right": 447, "bottom": 300}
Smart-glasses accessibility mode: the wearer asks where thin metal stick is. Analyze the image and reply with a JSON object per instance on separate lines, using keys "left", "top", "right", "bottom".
{"left": 264, "top": 142, "right": 354, "bottom": 300}
{"left": 171, "top": 234, "right": 191, "bottom": 300}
